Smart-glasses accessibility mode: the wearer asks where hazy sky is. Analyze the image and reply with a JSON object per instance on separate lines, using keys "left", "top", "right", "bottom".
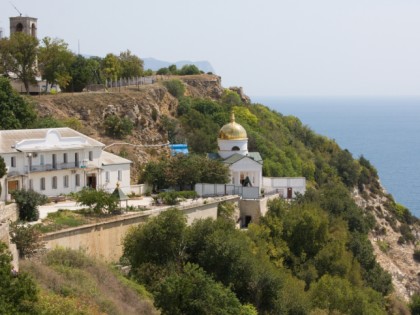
{"left": 1, "top": 0, "right": 420, "bottom": 96}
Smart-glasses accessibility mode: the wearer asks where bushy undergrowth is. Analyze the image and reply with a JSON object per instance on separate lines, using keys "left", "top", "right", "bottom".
{"left": 20, "top": 248, "right": 157, "bottom": 315}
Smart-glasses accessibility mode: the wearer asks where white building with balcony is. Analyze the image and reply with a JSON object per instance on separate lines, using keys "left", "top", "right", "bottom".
{"left": 0, "top": 128, "right": 131, "bottom": 201}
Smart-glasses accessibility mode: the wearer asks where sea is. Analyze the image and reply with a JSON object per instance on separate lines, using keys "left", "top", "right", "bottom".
{"left": 252, "top": 96, "right": 420, "bottom": 219}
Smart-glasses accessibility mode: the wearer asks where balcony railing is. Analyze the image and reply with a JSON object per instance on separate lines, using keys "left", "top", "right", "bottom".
{"left": 25, "top": 162, "right": 80, "bottom": 173}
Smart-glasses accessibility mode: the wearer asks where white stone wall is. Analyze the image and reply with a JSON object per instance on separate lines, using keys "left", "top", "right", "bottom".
{"left": 101, "top": 164, "right": 131, "bottom": 194}
{"left": 218, "top": 138, "right": 248, "bottom": 159}
{"left": 262, "top": 177, "right": 306, "bottom": 197}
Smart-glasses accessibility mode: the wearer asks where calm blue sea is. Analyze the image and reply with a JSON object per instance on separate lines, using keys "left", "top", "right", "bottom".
{"left": 252, "top": 96, "right": 420, "bottom": 218}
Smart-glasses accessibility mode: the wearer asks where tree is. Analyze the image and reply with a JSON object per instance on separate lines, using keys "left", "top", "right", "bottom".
{"left": 141, "top": 159, "right": 169, "bottom": 192}
{"left": 123, "top": 209, "right": 187, "bottom": 268}
{"left": 163, "top": 79, "right": 185, "bottom": 98}
{"left": 0, "top": 77, "right": 37, "bottom": 129}
{"left": 178, "top": 64, "right": 201, "bottom": 75}
{"left": 0, "top": 32, "right": 39, "bottom": 94}
{"left": 11, "top": 189, "right": 48, "bottom": 222}
{"left": 0, "top": 242, "right": 38, "bottom": 314}
{"left": 65, "top": 55, "right": 102, "bottom": 92}
{"left": 0, "top": 156, "right": 6, "bottom": 196}
{"left": 38, "top": 37, "right": 74, "bottom": 91}
{"left": 154, "top": 263, "right": 257, "bottom": 315}
{"left": 9, "top": 223, "right": 45, "bottom": 258}
{"left": 119, "top": 50, "right": 143, "bottom": 78}
{"left": 101, "top": 53, "right": 121, "bottom": 81}
{"left": 104, "top": 115, "right": 134, "bottom": 139}
{"left": 74, "top": 188, "right": 118, "bottom": 214}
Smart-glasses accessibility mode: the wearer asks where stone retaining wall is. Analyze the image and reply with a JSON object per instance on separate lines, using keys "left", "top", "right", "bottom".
{"left": 42, "top": 196, "right": 239, "bottom": 262}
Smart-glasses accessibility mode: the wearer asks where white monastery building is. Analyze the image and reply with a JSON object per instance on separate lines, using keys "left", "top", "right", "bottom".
{"left": 205, "top": 112, "right": 306, "bottom": 199}
{"left": 0, "top": 128, "right": 131, "bottom": 201}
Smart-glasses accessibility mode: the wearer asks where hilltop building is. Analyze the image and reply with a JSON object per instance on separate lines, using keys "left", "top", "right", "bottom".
{"left": 209, "top": 112, "right": 263, "bottom": 188}
{"left": 9, "top": 16, "right": 38, "bottom": 37}
{"left": 199, "top": 111, "right": 306, "bottom": 227}
{"left": 205, "top": 112, "right": 306, "bottom": 198}
{"left": 0, "top": 128, "right": 131, "bottom": 201}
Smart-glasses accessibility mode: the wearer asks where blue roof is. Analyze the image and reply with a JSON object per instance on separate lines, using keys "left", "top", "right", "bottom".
{"left": 169, "top": 144, "right": 189, "bottom": 156}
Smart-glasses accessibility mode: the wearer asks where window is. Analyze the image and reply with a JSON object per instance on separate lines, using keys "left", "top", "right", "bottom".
{"left": 52, "top": 176, "right": 57, "bottom": 189}
{"left": 118, "top": 170, "right": 122, "bottom": 181}
{"left": 64, "top": 175, "right": 69, "bottom": 188}
{"left": 40, "top": 177, "right": 46, "bottom": 190}
{"left": 232, "top": 146, "right": 240, "bottom": 151}
{"left": 11, "top": 156, "right": 16, "bottom": 168}
{"left": 40, "top": 155, "right": 45, "bottom": 165}
{"left": 52, "top": 154, "right": 57, "bottom": 169}
{"left": 29, "top": 179, "right": 33, "bottom": 190}
{"left": 63, "top": 153, "right": 68, "bottom": 164}
{"left": 105, "top": 171, "right": 110, "bottom": 183}
{"left": 89, "top": 151, "right": 93, "bottom": 161}
{"left": 75, "top": 153, "right": 79, "bottom": 167}
{"left": 75, "top": 174, "right": 80, "bottom": 186}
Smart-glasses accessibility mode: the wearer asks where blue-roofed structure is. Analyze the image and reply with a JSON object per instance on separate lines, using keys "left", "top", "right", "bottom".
{"left": 169, "top": 144, "right": 189, "bottom": 156}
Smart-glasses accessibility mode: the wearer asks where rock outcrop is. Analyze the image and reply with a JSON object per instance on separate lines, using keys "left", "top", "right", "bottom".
{"left": 353, "top": 186, "right": 420, "bottom": 300}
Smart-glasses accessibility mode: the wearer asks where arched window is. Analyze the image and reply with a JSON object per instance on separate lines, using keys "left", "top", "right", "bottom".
{"left": 16, "top": 23, "right": 23, "bottom": 32}
{"left": 31, "top": 23, "right": 36, "bottom": 37}
{"left": 232, "top": 146, "right": 240, "bottom": 151}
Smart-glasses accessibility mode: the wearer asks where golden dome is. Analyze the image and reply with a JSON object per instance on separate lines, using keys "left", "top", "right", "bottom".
{"left": 218, "top": 112, "right": 247, "bottom": 140}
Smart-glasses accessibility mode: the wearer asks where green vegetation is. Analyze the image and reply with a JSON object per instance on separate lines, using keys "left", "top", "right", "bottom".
{"left": 162, "top": 79, "right": 185, "bottom": 98}
{"left": 141, "top": 154, "right": 229, "bottom": 192}
{"left": 0, "top": 242, "right": 38, "bottom": 314}
{"left": 156, "top": 190, "right": 197, "bottom": 205}
{"left": 123, "top": 202, "right": 392, "bottom": 314}
{"left": 411, "top": 293, "right": 420, "bottom": 315}
{"left": 0, "top": 33, "right": 145, "bottom": 93}
{"left": 157, "top": 64, "right": 201, "bottom": 76}
{"left": 104, "top": 114, "right": 134, "bottom": 138}
{"left": 0, "top": 77, "right": 37, "bottom": 129}
{"left": 9, "top": 223, "right": 45, "bottom": 258}
{"left": 36, "top": 210, "right": 89, "bottom": 233}
{"left": 38, "top": 37, "right": 74, "bottom": 91}
{"left": 414, "top": 248, "right": 420, "bottom": 262}
{"left": 11, "top": 189, "right": 48, "bottom": 222}
{"left": 0, "top": 32, "right": 39, "bottom": 94}
{"left": 20, "top": 248, "right": 157, "bottom": 315}
{"left": 74, "top": 188, "right": 119, "bottom": 214}
{"left": 0, "top": 156, "right": 6, "bottom": 196}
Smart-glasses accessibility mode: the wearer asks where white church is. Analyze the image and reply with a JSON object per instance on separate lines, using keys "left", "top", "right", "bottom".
{"left": 201, "top": 112, "right": 306, "bottom": 199}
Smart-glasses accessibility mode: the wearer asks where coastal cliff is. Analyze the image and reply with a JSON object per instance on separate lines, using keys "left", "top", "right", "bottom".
{"left": 28, "top": 74, "right": 419, "bottom": 302}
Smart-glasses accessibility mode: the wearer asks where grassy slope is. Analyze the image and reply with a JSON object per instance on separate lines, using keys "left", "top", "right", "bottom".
{"left": 20, "top": 248, "right": 158, "bottom": 315}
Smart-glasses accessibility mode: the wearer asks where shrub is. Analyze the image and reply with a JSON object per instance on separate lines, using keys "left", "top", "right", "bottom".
{"left": 163, "top": 79, "right": 185, "bottom": 99}
{"left": 0, "top": 242, "right": 38, "bottom": 313}
{"left": 74, "top": 188, "right": 119, "bottom": 214}
{"left": 178, "top": 64, "right": 201, "bottom": 75}
{"left": 410, "top": 294, "right": 420, "bottom": 315}
{"left": 157, "top": 191, "right": 198, "bottom": 205}
{"left": 12, "top": 189, "right": 48, "bottom": 221}
{"left": 104, "top": 115, "right": 134, "bottom": 139}
{"left": 9, "top": 223, "right": 45, "bottom": 258}
{"left": 156, "top": 67, "right": 169, "bottom": 75}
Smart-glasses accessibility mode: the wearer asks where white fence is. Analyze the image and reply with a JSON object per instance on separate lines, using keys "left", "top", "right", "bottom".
{"left": 195, "top": 183, "right": 260, "bottom": 199}
{"left": 262, "top": 177, "right": 306, "bottom": 198}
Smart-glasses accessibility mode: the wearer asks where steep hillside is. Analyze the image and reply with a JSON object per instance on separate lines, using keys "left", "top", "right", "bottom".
{"left": 26, "top": 74, "right": 420, "bottom": 302}
{"left": 21, "top": 248, "right": 158, "bottom": 314}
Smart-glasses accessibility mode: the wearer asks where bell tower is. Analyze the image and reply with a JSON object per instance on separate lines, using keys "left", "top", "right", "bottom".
{"left": 9, "top": 16, "right": 37, "bottom": 38}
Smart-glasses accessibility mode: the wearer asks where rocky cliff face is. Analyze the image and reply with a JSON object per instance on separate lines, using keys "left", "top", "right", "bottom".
{"left": 32, "top": 75, "right": 225, "bottom": 180}
{"left": 353, "top": 186, "right": 420, "bottom": 300}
